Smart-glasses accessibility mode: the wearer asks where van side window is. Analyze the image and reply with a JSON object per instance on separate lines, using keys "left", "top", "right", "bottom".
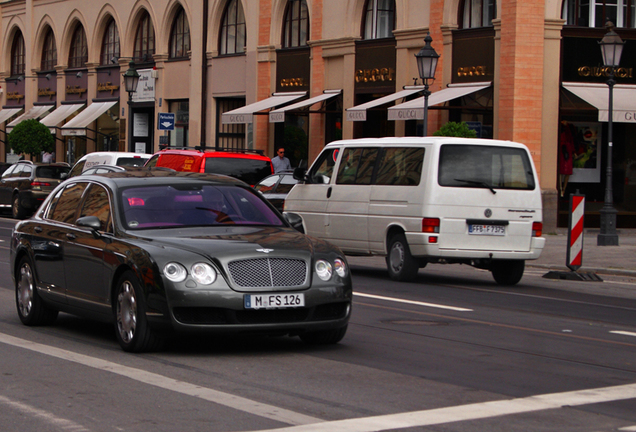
{"left": 309, "top": 148, "right": 338, "bottom": 184}
{"left": 375, "top": 147, "right": 424, "bottom": 185}
{"left": 336, "top": 147, "right": 378, "bottom": 185}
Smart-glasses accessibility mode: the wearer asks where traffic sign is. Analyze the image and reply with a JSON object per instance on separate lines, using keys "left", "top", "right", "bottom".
{"left": 158, "top": 112, "right": 175, "bottom": 131}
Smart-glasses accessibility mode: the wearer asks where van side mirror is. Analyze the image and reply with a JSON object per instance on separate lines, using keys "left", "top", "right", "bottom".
{"left": 293, "top": 167, "right": 308, "bottom": 182}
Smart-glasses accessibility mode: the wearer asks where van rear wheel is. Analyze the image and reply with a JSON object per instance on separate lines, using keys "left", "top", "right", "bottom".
{"left": 491, "top": 260, "right": 525, "bottom": 285}
{"left": 386, "top": 233, "right": 419, "bottom": 282}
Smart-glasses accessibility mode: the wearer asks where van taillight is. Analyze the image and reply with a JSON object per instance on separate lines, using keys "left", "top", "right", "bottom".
{"left": 422, "top": 218, "right": 440, "bottom": 233}
{"left": 532, "top": 222, "right": 542, "bottom": 237}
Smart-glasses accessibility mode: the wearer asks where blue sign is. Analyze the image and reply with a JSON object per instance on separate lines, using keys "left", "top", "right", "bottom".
{"left": 158, "top": 113, "right": 175, "bottom": 131}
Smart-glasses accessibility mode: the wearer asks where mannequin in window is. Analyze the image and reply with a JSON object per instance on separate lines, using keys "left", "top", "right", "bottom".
{"left": 559, "top": 121, "right": 575, "bottom": 197}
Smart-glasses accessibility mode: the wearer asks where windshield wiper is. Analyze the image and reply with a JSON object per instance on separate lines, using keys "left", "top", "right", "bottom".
{"left": 454, "top": 178, "right": 496, "bottom": 194}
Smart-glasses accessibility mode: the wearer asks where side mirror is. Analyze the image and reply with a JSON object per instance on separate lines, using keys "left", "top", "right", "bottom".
{"left": 76, "top": 216, "right": 102, "bottom": 238}
{"left": 293, "top": 167, "right": 308, "bottom": 182}
{"left": 283, "top": 212, "right": 305, "bottom": 234}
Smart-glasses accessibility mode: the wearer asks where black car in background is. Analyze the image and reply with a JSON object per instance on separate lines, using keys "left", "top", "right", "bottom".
{"left": 254, "top": 171, "right": 298, "bottom": 212}
{"left": 10, "top": 170, "right": 351, "bottom": 352}
{"left": 0, "top": 160, "right": 70, "bottom": 219}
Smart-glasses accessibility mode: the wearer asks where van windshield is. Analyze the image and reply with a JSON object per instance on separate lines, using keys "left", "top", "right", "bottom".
{"left": 438, "top": 144, "right": 535, "bottom": 191}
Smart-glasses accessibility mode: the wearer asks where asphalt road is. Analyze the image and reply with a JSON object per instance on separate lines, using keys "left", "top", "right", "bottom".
{"left": 1, "top": 215, "right": 635, "bottom": 432}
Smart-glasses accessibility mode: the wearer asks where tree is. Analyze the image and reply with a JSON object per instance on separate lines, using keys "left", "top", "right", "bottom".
{"left": 433, "top": 121, "right": 478, "bottom": 138}
{"left": 8, "top": 118, "right": 55, "bottom": 158}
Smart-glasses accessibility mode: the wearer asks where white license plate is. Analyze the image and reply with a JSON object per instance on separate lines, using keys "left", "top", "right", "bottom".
{"left": 244, "top": 293, "right": 305, "bottom": 309}
{"left": 468, "top": 224, "right": 505, "bottom": 235}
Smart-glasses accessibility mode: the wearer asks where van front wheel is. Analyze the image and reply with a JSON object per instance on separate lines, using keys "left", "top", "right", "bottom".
{"left": 386, "top": 233, "right": 419, "bottom": 282}
{"left": 491, "top": 260, "right": 525, "bottom": 285}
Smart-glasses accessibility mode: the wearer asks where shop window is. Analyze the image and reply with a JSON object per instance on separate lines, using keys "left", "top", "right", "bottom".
{"left": 362, "top": 0, "right": 396, "bottom": 39}
{"left": 216, "top": 98, "right": 245, "bottom": 150}
{"left": 458, "top": 0, "right": 496, "bottom": 29}
{"left": 169, "top": 100, "right": 189, "bottom": 147}
{"left": 563, "top": 0, "right": 636, "bottom": 27}
{"left": 11, "top": 31, "right": 25, "bottom": 76}
{"left": 101, "top": 18, "right": 120, "bottom": 65}
{"left": 69, "top": 25, "right": 88, "bottom": 68}
{"left": 134, "top": 10, "right": 155, "bottom": 62}
{"left": 41, "top": 28, "right": 57, "bottom": 71}
{"left": 220, "top": 0, "right": 246, "bottom": 55}
{"left": 282, "top": 0, "right": 309, "bottom": 48}
{"left": 170, "top": 8, "right": 190, "bottom": 59}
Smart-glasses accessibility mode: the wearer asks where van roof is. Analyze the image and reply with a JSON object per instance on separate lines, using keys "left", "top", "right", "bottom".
{"left": 323, "top": 137, "right": 527, "bottom": 148}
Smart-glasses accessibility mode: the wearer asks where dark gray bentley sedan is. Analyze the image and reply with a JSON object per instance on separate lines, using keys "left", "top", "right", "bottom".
{"left": 10, "top": 170, "right": 351, "bottom": 352}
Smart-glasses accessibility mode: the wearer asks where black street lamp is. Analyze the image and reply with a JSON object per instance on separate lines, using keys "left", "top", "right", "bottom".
{"left": 122, "top": 61, "right": 140, "bottom": 152}
{"left": 415, "top": 33, "right": 439, "bottom": 136}
{"left": 597, "top": 21, "right": 624, "bottom": 246}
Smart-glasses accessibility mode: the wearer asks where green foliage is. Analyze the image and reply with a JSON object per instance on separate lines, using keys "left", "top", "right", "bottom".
{"left": 433, "top": 121, "right": 478, "bottom": 138}
{"left": 8, "top": 119, "right": 55, "bottom": 158}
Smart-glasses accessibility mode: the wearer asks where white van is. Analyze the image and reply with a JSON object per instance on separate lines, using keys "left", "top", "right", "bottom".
{"left": 284, "top": 137, "right": 545, "bottom": 285}
{"left": 68, "top": 152, "right": 151, "bottom": 177}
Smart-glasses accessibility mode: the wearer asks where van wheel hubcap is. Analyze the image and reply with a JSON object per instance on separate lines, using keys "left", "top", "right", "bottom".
{"left": 390, "top": 242, "right": 405, "bottom": 272}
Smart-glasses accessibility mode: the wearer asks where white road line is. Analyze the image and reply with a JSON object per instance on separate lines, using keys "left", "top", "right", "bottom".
{"left": 0, "top": 395, "right": 90, "bottom": 432}
{"left": 353, "top": 292, "right": 473, "bottom": 312}
{"left": 0, "top": 332, "right": 320, "bottom": 426}
{"left": 619, "top": 426, "right": 636, "bottom": 431}
{"left": 255, "top": 383, "right": 636, "bottom": 432}
{"left": 610, "top": 330, "right": 636, "bottom": 337}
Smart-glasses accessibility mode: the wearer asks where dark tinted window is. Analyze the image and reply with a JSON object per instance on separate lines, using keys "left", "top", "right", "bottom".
{"left": 36, "top": 166, "right": 70, "bottom": 179}
{"left": 438, "top": 144, "right": 535, "bottom": 190}
{"left": 144, "top": 155, "right": 158, "bottom": 168}
{"left": 116, "top": 157, "right": 148, "bottom": 167}
{"left": 204, "top": 158, "right": 272, "bottom": 185}
{"left": 336, "top": 147, "right": 378, "bottom": 185}
{"left": 79, "top": 184, "right": 112, "bottom": 232}
{"left": 375, "top": 147, "right": 424, "bottom": 185}
{"left": 309, "top": 148, "right": 339, "bottom": 184}
{"left": 49, "top": 182, "right": 88, "bottom": 224}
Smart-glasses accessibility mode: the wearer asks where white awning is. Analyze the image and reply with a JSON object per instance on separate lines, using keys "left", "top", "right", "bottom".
{"left": 40, "top": 103, "right": 85, "bottom": 133}
{"left": 61, "top": 101, "right": 117, "bottom": 136}
{"left": 387, "top": 82, "right": 492, "bottom": 120}
{"left": 7, "top": 105, "right": 54, "bottom": 131}
{"left": 562, "top": 82, "right": 636, "bottom": 123}
{"left": 221, "top": 92, "right": 307, "bottom": 124}
{"left": 0, "top": 107, "right": 23, "bottom": 125}
{"left": 269, "top": 90, "right": 341, "bottom": 123}
{"left": 346, "top": 86, "right": 424, "bottom": 121}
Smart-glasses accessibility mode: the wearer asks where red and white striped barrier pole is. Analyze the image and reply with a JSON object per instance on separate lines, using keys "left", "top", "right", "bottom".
{"left": 566, "top": 193, "right": 585, "bottom": 271}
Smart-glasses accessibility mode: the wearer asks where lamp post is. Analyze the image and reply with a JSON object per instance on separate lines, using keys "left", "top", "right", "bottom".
{"left": 415, "top": 33, "right": 439, "bottom": 136}
{"left": 122, "top": 61, "right": 140, "bottom": 152}
{"left": 597, "top": 21, "right": 624, "bottom": 246}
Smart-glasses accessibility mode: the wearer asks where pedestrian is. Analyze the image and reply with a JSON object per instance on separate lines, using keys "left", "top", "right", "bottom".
{"left": 271, "top": 147, "right": 291, "bottom": 173}
{"left": 42, "top": 151, "right": 53, "bottom": 163}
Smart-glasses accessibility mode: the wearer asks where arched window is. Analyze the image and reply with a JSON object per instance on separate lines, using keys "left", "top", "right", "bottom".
{"left": 170, "top": 7, "right": 190, "bottom": 58}
{"left": 134, "top": 11, "right": 155, "bottom": 62}
{"left": 458, "top": 0, "right": 496, "bottom": 29}
{"left": 41, "top": 28, "right": 57, "bottom": 71}
{"left": 220, "top": 0, "right": 246, "bottom": 55}
{"left": 362, "top": 0, "right": 395, "bottom": 39}
{"left": 101, "top": 18, "right": 120, "bottom": 65}
{"left": 562, "top": 0, "right": 636, "bottom": 28}
{"left": 11, "top": 31, "right": 25, "bottom": 76}
{"left": 282, "top": 0, "right": 309, "bottom": 48}
{"left": 68, "top": 25, "right": 88, "bottom": 68}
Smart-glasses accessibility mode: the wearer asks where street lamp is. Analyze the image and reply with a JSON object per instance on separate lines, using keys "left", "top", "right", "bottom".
{"left": 597, "top": 21, "right": 624, "bottom": 246}
{"left": 415, "top": 33, "right": 439, "bottom": 136}
{"left": 122, "top": 61, "right": 140, "bottom": 152}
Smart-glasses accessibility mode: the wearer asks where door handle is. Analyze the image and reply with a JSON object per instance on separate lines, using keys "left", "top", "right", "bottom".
{"left": 66, "top": 233, "right": 76, "bottom": 240}
{"left": 326, "top": 187, "right": 332, "bottom": 199}
{"left": 34, "top": 226, "right": 42, "bottom": 233}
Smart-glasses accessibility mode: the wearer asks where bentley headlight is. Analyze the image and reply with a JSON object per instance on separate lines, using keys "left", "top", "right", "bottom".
{"left": 164, "top": 262, "right": 187, "bottom": 282}
{"left": 334, "top": 258, "right": 347, "bottom": 278}
{"left": 191, "top": 263, "right": 217, "bottom": 285}
{"left": 315, "top": 260, "right": 333, "bottom": 281}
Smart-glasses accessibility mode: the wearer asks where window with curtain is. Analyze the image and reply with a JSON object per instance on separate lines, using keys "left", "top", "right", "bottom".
{"left": 220, "top": 0, "right": 246, "bottom": 55}
{"left": 562, "top": 0, "right": 636, "bottom": 28}
{"left": 134, "top": 11, "right": 155, "bottom": 62}
{"left": 11, "top": 31, "right": 25, "bottom": 76}
{"left": 69, "top": 25, "right": 88, "bottom": 68}
{"left": 458, "top": 0, "right": 496, "bottom": 29}
{"left": 282, "top": 0, "right": 309, "bottom": 48}
{"left": 170, "top": 8, "right": 191, "bottom": 58}
{"left": 41, "top": 28, "right": 57, "bottom": 71}
{"left": 101, "top": 19, "right": 120, "bottom": 65}
{"left": 362, "top": 0, "right": 395, "bottom": 39}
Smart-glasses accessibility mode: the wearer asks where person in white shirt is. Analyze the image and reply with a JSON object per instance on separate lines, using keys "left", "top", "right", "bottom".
{"left": 42, "top": 151, "right": 54, "bottom": 163}
{"left": 271, "top": 147, "right": 291, "bottom": 173}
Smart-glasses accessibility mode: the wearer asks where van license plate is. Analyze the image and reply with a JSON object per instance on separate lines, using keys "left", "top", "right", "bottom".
{"left": 468, "top": 224, "right": 505, "bottom": 235}
{"left": 244, "top": 293, "right": 305, "bottom": 309}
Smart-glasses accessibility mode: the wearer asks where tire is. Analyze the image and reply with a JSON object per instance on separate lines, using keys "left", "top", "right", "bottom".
{"left": 15, "top": 256, "right": 58, "bottom": 326}
{"left": 491, "top": 259, "right": 525, "bottom": 286}
{"left": 386, "top": 233, "right": 419, "bottom": 282}
{"left": 300, "top": 325, "right": 347, "bottom": 345}
{"left": 114, "top": 271, "right": 164, "bottom": 353}
{"left": 12, "top": 194, "right": 26, "bottom": 219}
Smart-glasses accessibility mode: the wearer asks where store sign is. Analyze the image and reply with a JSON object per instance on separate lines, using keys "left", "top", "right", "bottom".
{"left": 97, "top": 82, "right": 120, "bottom": 95}
{"left": 6, "top": 92, "right": 24, "bottom": 102}
{"left": 38, "top": 88, "right": 56, "bottom": 100}
{"left": 562, "top": 36, "right": 636, "bottom": 85}
{"left": 276, "top": 48, "right": 310, "bottom": 92}
{"left": 354, "top": 40, "right": 396, "bottom": 91}
{"left": 452, "top": 30, "right": 495, "bottom": 84}
{"left": 132, "top": 69, "right": 156, "bottom": 102}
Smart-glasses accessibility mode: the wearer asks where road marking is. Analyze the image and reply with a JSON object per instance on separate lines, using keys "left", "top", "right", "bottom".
{"left": 619, "top": 426, "right": 636, "bottom": 431}
{"left": 255, "top": 382, "right": 636, "bottom": 432}
{"left": 0, "top": 395, "right": 90, "bottom": 432}
{"left": 0, "top": 332, "right": 320, "bottom": 426}
{"left": 353, "top": 292, "right": 472, "bottom": 312}
{"left": 610, "top": 330, "right": 636, "bottom": 337}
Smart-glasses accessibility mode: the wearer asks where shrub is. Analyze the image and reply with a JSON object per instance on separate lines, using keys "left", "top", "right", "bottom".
{"left": 8, "top": 118, "right": 55, "bottom": 158}
{"left": 433, "top": 121, "right": 478, "bottom": 138}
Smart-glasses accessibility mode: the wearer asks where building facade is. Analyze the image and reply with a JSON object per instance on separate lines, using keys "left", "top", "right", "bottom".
{"left": 1, "top": 0, "right": 635, "bottom": 231}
